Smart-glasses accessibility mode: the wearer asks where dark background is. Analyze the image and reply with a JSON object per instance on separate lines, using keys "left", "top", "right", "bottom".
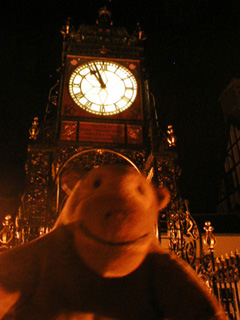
{"left": 1, "top": 0, "right": 240, "bottom": 219}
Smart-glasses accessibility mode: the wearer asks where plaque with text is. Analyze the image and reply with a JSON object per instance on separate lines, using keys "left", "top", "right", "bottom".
{"left": 79, "top": 122, "right": 125, "bottom": 144}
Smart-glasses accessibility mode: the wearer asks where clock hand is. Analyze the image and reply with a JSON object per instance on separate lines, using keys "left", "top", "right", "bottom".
{"left": 93, "top": 63, "right": 106, "bottom": 89}
{"left": 89, "top": 63, "right": 106, "bottom": 89}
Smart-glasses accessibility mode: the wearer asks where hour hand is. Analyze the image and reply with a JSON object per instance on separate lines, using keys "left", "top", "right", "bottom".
{"left": 89, "top": 63, "right": 106, "bottom": 88}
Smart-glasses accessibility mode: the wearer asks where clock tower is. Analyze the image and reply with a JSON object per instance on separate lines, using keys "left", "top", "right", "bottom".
{"left": 54, "top": 8, "right": 152, "bottom": 213}
{"left": 6, "top": 6, "right": 199, "bottom": 266}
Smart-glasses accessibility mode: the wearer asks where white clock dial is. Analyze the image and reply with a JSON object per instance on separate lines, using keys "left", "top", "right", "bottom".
{"left": 68, "top": 60, "right": 138, "bottom": 115}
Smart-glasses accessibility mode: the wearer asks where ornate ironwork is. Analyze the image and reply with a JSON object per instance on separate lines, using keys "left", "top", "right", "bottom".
{"left": 166, "top": 199, "right": 200, "bottom": 265}
{"left": 60, "top": 7, "right": 144, "bottom": 61}
{"left": 144, "top": 141, "right": 201, "bottom": 267}
{"left": 54, "top": 146, "right": 146, "bottom": 173}
{"left": 21, "top": 148, "right": 54, "bottom": 241}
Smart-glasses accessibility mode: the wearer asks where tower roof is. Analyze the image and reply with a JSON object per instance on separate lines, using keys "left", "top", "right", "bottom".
{"left": 60, "top": 6, "right": 146, "bottom": 60}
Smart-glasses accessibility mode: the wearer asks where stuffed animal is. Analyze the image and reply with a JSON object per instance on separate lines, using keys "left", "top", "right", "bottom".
{"left": 0, "top": 165, "right": 226, "bottom": 320}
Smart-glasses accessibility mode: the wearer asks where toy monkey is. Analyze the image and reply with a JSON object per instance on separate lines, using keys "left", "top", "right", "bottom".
{"left": 0, "top": 165, "right": 226, "bottom": 319}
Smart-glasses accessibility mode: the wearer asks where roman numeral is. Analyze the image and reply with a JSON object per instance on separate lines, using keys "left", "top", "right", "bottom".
{"left": 85, "top": 101, "right": 93, "bottom": 109}
{"left": 101, "top": 62, "right": 107, "bottom": 71}
{"left": 122, "top": 96, "right": 130, "bottom": 102}
{"left": 75, "top": 92, "right": 84, "bottom": 99}
{"left": 100, "top": 105, "right": 106, "bottom": 113}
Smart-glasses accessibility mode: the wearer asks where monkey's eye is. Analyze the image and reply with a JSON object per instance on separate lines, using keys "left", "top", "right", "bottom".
{"left": 137, "top": 185, "right": 145, "bottom": 195}
{"left": 93, "top": 178, "right": 102, "bottom": 188}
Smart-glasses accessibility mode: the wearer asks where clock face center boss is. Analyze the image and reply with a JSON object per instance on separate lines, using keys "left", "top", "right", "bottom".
{"left": 68, "top": 60, "right": 138, "bottom": 116}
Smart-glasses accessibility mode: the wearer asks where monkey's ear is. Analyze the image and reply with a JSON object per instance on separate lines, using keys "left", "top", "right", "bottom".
{"left": 60, "top": 169, "right": 87, "bottom": 195}
{"left": 156, "top": 187, "right": 171, "bottom": 211}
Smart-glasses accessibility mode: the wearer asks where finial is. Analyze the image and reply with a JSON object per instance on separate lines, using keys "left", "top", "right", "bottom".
{"left": 203, "top": 221, "right": 217, "bottom": 251}
{"left": 61, "top": 17, "right": 72, "bottom": 38}
{"left": 29, "top": 117, "right": 39, "bottom": 140}
{"left": 167, "top": 125, "right": 177, "bottom": 147}
{"left": 0, "top": 215, "right": 14, "bottom": 246}
{"left": 2, "top": 215, "right": 13, "bottom": 227}
{"left": 135, "top": 23, "right": 147, "bottom": 41}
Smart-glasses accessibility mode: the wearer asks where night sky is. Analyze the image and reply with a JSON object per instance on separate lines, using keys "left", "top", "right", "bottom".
{"left": 1, "top": 0, "right": 240, "bottom": 218}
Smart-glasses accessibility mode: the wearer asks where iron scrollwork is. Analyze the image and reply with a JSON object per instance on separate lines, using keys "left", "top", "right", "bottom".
{"left": 167, "top": 200, "right": 200, "bottom": 265}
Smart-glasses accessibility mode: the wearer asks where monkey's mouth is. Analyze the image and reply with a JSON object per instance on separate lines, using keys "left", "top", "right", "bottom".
{"left": 79, "top": 222, "right": 149, "bottom": 247}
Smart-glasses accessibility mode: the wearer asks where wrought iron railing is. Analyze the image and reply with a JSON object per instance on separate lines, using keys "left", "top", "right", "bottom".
{"left": 197, "top": 222, "right": 240, "bottom": 320}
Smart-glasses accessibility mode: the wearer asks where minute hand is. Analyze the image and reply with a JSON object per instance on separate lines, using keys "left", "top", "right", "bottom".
{"left": 90, "top": 63, "right": 106, "bottom": 88}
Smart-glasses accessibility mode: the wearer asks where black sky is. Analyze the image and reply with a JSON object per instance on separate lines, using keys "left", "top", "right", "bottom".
{"left": 1, "top": 0, "right": 240, "bottom": 216}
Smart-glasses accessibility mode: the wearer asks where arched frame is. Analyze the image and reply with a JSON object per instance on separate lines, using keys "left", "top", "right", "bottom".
{"left": 55, "top": 148, "right": 140, "bottom": 214}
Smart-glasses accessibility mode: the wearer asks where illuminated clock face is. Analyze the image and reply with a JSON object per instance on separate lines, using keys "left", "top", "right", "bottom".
{"left": 68, "top": 60, "right": 138, "bottom": 116}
